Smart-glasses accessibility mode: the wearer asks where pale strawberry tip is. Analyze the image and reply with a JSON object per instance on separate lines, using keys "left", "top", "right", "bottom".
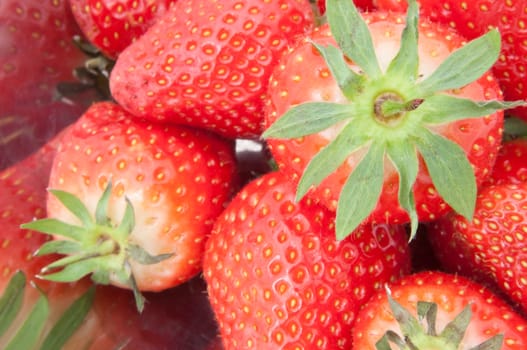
{"left": 376, "top": 289, "right": 504, "bottom": 350}
{"left": 262, "top": 0, "right": 526, "bottom": 241}
{"left": 21, "top": 181, "right": 172, "bottom": 313}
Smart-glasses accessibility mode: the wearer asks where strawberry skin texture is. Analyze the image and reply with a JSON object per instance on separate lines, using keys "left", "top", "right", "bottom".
{"left": 47, "top": 101, "right": 238, "bottom": 291}
{"left": 427, "top": 182, "right": 527, "bottom": 314}
{"left": 353, "top": 271, "right": 527, "bottom": 349}
{"left": 375, "top": 0, "right": 527, "bottom": 120}
{"left": 0, "top": 0, "right": 96, "bottom": 169}
{"left": 485, "top": 138, "right": 527, "bottom": 185}
{"left": 265, "top": 12, "right": 504, "bottom": 224}
{"left": 203, "top": 171, "right": 411, "bottom": 349}
{"left": 69, "top": 0, "right": 178, "bottom": 58}
{"left": 109, "top": 0, "right": 315, "bottom": 139}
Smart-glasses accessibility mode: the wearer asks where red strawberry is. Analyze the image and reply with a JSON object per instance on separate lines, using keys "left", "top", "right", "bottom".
{"left": 0, "top": 0, "right": 103, "bottom": 170}
{"left": 263, "top": 0, "right": 521, "bottom": 240}
{"left": 427, "top": 182, "right": 527, "bottom": 313}
{"left": 353, "top": 271, "right": 527, "bottom": 349}
{"left": 486, "top": 137, "right": 527, "bottom": 185}
{"left": 374, "top": 0, "right": 527, "bottom": 121}
{"left": 316, "top": 0, "right": 375, "bottom": 14}
{"left": 203, "top": 171, "right": 411, "bottom": 349}
{"left": 109, "top": 0, "right": 315, "bottom": 139}
{"left": 22, "top": 101, "right": 238, "bottom": 311}
{"left": 68, "top": 0, "right": 178, "bottom": 59}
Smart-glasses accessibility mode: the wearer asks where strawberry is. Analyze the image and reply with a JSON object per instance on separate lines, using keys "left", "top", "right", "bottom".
{"left": 263, "top": 0, "right": 523, "bottom": 240}
{"left": 109, "top": 0, "right": 315, "bottom": 139}
{"left": 203, "top": 171, "right": 411, "bottom": 349}
{"left": 0, "top": 130, "right": 100, "bottom": 349}
{"left": 22, "top": 101, "right": 238, "bottom": 311}
{"left": 374, "top": 0, "right": 527, "bottom": 121}
{"left": 316, "top": 0, "right": 375, "bottom": 14}
{"left": 68, "top": 0, "right": 178, "bottom": 59}
{"left": 353, "top": 271, "right": 527, "bottom": 349}
{"left": 0, "top": 0, "right": 103, "bottom": 170}
{"left": 486, "top": 137, "right": 527, "bottom": 186}
{"left": 427, "top": 182, "right": 527, "bottom": 313}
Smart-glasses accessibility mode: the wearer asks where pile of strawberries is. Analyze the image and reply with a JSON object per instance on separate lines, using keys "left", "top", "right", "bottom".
{"left": 2, "top": 0, "right": 527, "bottom": 348}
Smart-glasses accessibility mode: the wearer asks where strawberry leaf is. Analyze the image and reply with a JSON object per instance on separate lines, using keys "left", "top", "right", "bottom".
{"left": 36, "top": 240, "right": 83, "bottom": 256}
{"left": 0, "top": 271, "right": 25, "bottom": 338}
{"left": 22, "top": 218, "right": 85, "bottom": 241}
{"left": 262, "top": 102, "right": 353, "bottom": 139}
{"left": 387, "top": 141, "right": 419, "bottom": 239}
{"left": 5, "top": 291, "right": 49, "bottom": 350}
{"left": 336, "top": 142, "right": 385, "bottom": 240}
{"left": 310, "top": 42, "right": 366, "bottom": 99}
{"left": 415, "top": 128, "right": 476, "bottom": 221}
{"left": 417, "top": 29, "right": 501, "bottom": 95}
{"left": 386, "top": 0, "right": 419, "bottom": 80}
{"left": 420, "top": 95, "right": 526, "bottom": 124}
{"left": 49, "top": 189, "right": 95, "bottom": 229}
{"left": 297, "top": 123, "right": 369, "bottom": 201}
{"left": 40, "top": 287, "right": 95, "bottom": 350}
{"left": 326, "top": 0, "right": 382, "bottom": 79}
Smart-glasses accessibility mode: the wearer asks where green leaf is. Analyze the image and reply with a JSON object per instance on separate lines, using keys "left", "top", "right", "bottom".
{"left": 326, "top": 0, "right": 382, "bottom": 79}
{"left": 417, "top": 301, "right": 438, "bottom": 336}
{"left": 128, "top": 244, "right": 173, "bottom": 265}
{"left": 386, "top": 0, "right": 419, "bottom": 80}
{"left": 417, "top": 29, "right": 501, "bottom": 94}
{"left": 415, "top": 127, "right": 476, "bottom": 221}
{"left": 41, "top": 257, "right": 106, "bottom": 283}
{"left": 40, "top": 287, "right": 95, "bottom": 350}
{"left": 49, "top": 189, "right": 95, "bottom": 228}
{"left": 439, "top": 304, "right": 471, "bottom": 347}
{"left": 336, "top": 142, "right": 385, "bottom": 239}
{"left": 128, "top": 274, "right": 145, "bottom": 313}
{"left": 387, "top": 291, "right": 423, "bottom": 339}
{"left": 95, "top": 181, "right": 112, "bottom": 226}
{"left": 469, "top": 334, "right": 504, "bottom": 350}
{"left": 4, "top": 292, "right": 49, "bottom": 350}
{"left": 386, "top": 141, "right": 419, "bottom": 240}
{"left": 0, "top": 271, "right": 25, "bottom": 338}
{"left": 262, "top": 102, "right": 353, "bottom": 139}
{"left": 35, "top": 240, "right": 82, "bottom": 256}
{"left": 296, "top": 123, "right": 370, "bottom": 200}
{"left": 21, "top": 218, "right": 85, "bottom": 242}
{"left": 310, "top": 41, "right": 366, "bottom": 99}
{"left": 504, "top": 117, "right": 527, "bottom": 139}
{"left": 420, "top": 94, "right": 526, "bottom": 125}
{"left": 117, "top": 198, "right": 135, "bottom": 239}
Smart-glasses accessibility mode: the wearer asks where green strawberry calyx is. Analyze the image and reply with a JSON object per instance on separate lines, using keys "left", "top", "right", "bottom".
{"left": 21, "top": 182, "right": 172, "bottom": 312}
{"left": 0, "top": 271, "right": 94, "bottom": 350}
{"left": 376, "top": 288, "right": 503, "bottom": 350}
{"left": 262, "top": 0, "right": 526, "bottom": 240}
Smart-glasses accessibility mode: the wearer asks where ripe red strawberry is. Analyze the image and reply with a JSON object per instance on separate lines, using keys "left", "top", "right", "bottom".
{"left": 374, "top": 0, "right": 527, "bottom": 121}
{"left": 68, "top": 0, "right": 178, "bottom": 59}
{"left": 22, "top": 101, "right": 238, "bottom": 311}
{"left": 427, "top": 182, "right": 527, "bottom": 313}
{"left": 353, "top": 271, "right": 527, "bottom": 349}
{"left": 486, "top": 137, "right": 527, "bottom": 185}
{"left": 0, "top": 0, "right": 102, "bottom": 170}
{"left": 316, "top": 0, "right": 375, "bottom": 14}
{"left": 109, "top": 0, "right": 315, "bottom": 139}
{"left": 203, "top": 171, "right": 411, "bottom": 349}
{"left": 263, "top": 0, "right": 522, "bottom": 240}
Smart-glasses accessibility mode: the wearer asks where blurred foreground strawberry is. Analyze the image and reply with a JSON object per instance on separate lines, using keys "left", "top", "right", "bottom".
{"left": 0, "top": 0, "right": 105, "bottom": 169}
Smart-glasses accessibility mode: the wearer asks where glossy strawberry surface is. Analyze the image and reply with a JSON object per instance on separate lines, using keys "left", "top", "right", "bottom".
{"left": 109, "top": 0, "right": 315, "bottom": 139}
{"left": 203, "top": 171, "right": 411, "bottom": 349}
